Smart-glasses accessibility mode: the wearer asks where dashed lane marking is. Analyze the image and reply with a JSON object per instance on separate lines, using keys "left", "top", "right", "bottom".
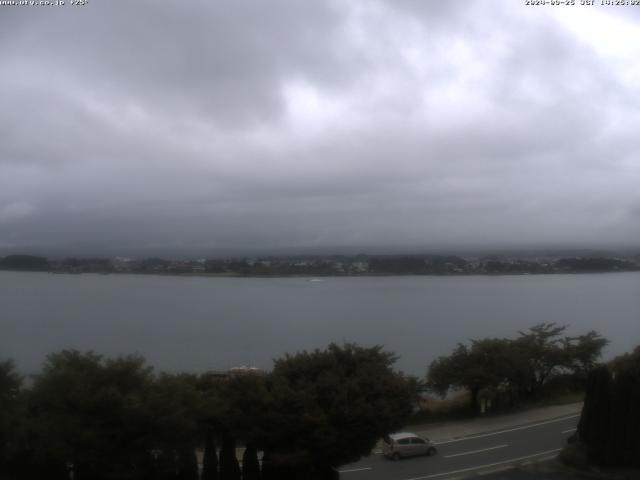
{"left": 443, "top": 444, "right": 508, "bottom": 458}
{"left": 339, "top": 467, "right": 373, "bottom": 474}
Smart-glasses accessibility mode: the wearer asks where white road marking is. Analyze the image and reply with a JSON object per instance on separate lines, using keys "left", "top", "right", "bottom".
{"left": 338, "top": 467, "right": 373, "bottom": 474}
{"left": 402, "top": 448, "right": 562, "bottom": 480}
{"left": 562, "top": 428, "right": 577, "bottom": 434}
{"left": 443, "top": 444, "right": 508, "bottom": 458}
{"left": 434, "top": 414, "right": 580, "bottom": 445}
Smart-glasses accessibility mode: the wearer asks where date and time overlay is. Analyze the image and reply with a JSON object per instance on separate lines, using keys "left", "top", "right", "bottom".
{"left": 0, "top": 0, "right": 88, "bottom": 6}
{"left": 2, "top": 0, "right": 640, "bottom": 7}
{"left": 526, "top": 0, "right": 640, "bottom": 5}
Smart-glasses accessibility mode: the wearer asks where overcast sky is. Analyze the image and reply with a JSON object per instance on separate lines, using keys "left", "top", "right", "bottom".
{"left": 1, "top": 0, "right": 639, "bottom": 256}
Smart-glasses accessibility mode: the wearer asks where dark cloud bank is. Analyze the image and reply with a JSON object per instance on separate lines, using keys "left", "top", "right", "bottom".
{"left": 1, "top": 0, "right": 639, "bottom": 256}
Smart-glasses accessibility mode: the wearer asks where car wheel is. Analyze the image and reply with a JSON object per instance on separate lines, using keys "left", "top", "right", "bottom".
{"left": 391, "top": 452, "right": 401, "bottom": 461}
{"left": 427, "top": 447, "right": 437, "bottom": 456}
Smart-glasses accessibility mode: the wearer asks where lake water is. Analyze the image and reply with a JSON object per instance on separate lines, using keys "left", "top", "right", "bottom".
{"left": 1, "top": 271, "right": 639, "bottom": 376}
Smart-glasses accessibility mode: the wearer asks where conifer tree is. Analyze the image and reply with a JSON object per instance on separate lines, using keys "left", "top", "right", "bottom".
{"left": 577, "top": 346, "right": 640, "bottom": 467}
{"left": 241, "top": 444, "right": 261, "bottom": 480}
{"left": 202, "top": 431, "right": 219, "bottom": 480}
{"left": 260, "top": 450, "right": 274, "bottom": 480}
{"left": 157, "top": 449, "right": 179, "bottom": 480}
{"left": 177, "top": 446, "right": 199, "bottom": 480}
{"left": 577, "top": 365, "right": 612, "bottom": 464}
{"left": 219, "top": 432, "right": 241, "bottom": 480}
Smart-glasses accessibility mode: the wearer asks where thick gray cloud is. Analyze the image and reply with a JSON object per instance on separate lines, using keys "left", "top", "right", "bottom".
{"left": 1, "top": 0, "right": 639, "bottom": 254}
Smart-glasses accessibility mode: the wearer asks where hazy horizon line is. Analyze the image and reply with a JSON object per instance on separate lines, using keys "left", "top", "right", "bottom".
{"left": 2, "top": 243, "right": 639, "bottom": 260}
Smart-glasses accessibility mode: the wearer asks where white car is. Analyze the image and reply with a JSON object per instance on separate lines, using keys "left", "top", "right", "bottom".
{"left": 382, "top": 432, "right": 437, "bottom": 460}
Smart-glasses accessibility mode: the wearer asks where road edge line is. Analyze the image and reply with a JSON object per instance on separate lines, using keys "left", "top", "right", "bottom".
{"left": 434, "top": 414, "right": 580, "bottom": 445}
{"left": 402, "top": 448, "right": 562, "bottom": 480}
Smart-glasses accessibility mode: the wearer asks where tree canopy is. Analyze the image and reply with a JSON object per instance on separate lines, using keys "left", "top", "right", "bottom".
{"left": 577, "top": 345, "right": 640, "bottom": 467}
{"left": 0, "top": 343, "right": 413, "bottom": 480}
{"left": 427, "top": 323, "right": 608, "bottom": 412}
{"left": 0, "top": 360, "right": 23, "bottom": 475}
{"left": 263, "top": 343, "right": 413, "bottom": 475}
{"left": 27, "top": 350, "right": 155, "bottom": 480}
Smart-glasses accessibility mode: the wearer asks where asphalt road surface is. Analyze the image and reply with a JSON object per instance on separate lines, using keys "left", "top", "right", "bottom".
{"left": 338, "top": 414, "right": 579, "bottom": 480}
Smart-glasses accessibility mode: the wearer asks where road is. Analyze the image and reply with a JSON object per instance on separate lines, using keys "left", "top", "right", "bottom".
{"left": 338, "top": 414, "right": 579, "bottom": 480}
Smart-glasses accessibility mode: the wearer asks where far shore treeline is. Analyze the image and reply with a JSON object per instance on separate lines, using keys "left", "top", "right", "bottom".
{"left": 1, "top": 252, "right": 639, "bottom": 276}
{"left": 0, "top": 323, "right": 621, "bottom": 480}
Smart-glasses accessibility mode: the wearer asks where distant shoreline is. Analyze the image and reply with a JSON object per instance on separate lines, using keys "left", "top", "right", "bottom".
{"left": 2, "top": 253, "right": 638, "bottom": 277}
{"left": 1, "top": 269, "right": 639, "bottom": 278}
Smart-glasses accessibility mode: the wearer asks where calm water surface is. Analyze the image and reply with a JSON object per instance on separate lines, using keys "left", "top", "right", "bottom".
{"left": 1, "top": 271, "right": 639, "bottom": 375}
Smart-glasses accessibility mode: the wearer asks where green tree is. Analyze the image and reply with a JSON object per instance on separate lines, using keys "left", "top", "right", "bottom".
{"left": 219, "top": 432, "right": 241, "bottom": 480}
{"left": 260, "top": 450, "right": 275, "bottom": 480}
{"left": 0, "top": 360, "right": 23, "bottom": 478}
{"left": 216, "top": 375, "right": 271, "bottom": 448}
{"left": 577, "top": 346, "right": 640, "bottom": 467}
{"left": 577, "top": 365, "right": 612, "bottom": 464}
{"left": 201, "top": 430, "right": 219, "bottom": 480}
{"left": 513, "top": 323, "right": 569, "bottom": 396}
{"left": 27, "top": 350, "right": 154, "bottom": 480}
{"left": 156, "top": 449, "right": 178, "bottom": 480}
{"left": 176, "top": 446, "right": 198, "bottom": 480}
{"left": 146, "top": 373, "right": 202, "bottom": 480}
{"left": 427, "top": 338, "right": 515, "bottom": 413}
{"left": 606, "top": 346, "right": 640, "bottom": 466}
{"left": 262, "top": 343, "right": 413, "bottom": 478}
{"left": 514, "top": 323, "right": 607, "bottom": 397}
{"left": 241, "top": 444, "right": 261, "bottom": 480}
{"left": 427, "top": 324, "right": 608, "bottom": 412}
